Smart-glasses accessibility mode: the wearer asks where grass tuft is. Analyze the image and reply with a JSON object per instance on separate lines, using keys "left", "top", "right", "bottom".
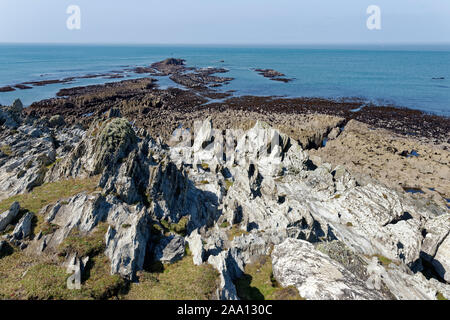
{"left": 235, "top": 255, "right": 304, "bottom": 300}
{"left": 123, "top": 254, "right": 219, "bottom": 300}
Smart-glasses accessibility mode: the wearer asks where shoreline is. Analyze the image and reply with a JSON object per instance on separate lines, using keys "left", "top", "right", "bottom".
{"left": 14, "top": 69, "right": 448, "bottom": 210}
{"left": 0, "top": 55, "right": 449, "bottom": 117}
{"left": 22, "top": 76, "right": 450, "bottom": 145}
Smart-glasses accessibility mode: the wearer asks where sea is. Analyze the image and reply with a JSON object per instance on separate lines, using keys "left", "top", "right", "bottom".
{"left": 0, "top": 44, "right": 449, "bottom": 116}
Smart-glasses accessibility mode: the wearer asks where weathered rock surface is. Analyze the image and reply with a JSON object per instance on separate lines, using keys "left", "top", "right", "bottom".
{"left": 310, "top": 119, "right": 450, "bottom": 210}
{"left": 153, "top": 235, "right": 185, "bottom": 264}
{"left": 0, "top": 108, "right": 448, "bottom": 300}
{"left": 11, "top": 212, "right": 34, "bottom": 240}
{"left": 433, "top": 235, "right": 450, "bottom": 282}
{"left": 36, "top": 191, "right": 151, "bottom": 280}
{"left": 0, "top": 202, "right": 21, "bottom": 232}
{"left": 186, "top": 229, "right": 205, "bottom": 265}
{"left": 272, "top": 239, "right": 385, "bottom": 300}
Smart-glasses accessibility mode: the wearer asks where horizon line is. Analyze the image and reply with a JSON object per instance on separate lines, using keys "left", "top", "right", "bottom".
{"left": 1, "top": 41, "right": 450, "bottom": 47}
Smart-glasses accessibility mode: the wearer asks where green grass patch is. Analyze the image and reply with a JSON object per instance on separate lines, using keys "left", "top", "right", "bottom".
{"left": 0, "top": 145, "right": 12, "bottom": 156}
{"left": 200, "top": 162, "right": 209, "bottom": 170}
{"left": 159, "top": 217, "right": 189, "bottom": 237}
{"left": 235, "top": 255, "right": 304, "bottom": 300}
{"left": 220, "top": 221, "right": 230, "bottom": 228}
{"left": 373, "top": 254, "right": 399, "bottom": 267}
{"left": 436, "top": 292, "right": 448, "bottom": 301}
{"left": 123, "top": 254, "right": 219, "bottom": 300}
{"left": 225, "top": 180, "right": 234, "bottom": 191}
{"left": 227, "top": 225, "right": 249, "bottom": 241}
{"left": 0, "top": 176, "right": 100, "bottom": 236}
{"left": 0, "top": 224, "right": 126, "bottom": 300}
{"left": 58, "top": 223, "right": 109, "bottom": 258}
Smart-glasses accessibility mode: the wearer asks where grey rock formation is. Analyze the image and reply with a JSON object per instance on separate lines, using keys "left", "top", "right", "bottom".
{"left": 0, "top": 99, "right": 23, "bottom": 129}
{"left": 1, "top": 112, "right": 447, "bottom": 300}
{"left": 272, "top": 238, "right": 385, "bottom": 300}
{"left": 186, "top": 229, "right": 205, "bottom": 265}
{"left": 207, "top": 249, "right": 243, "bottom": 300}
{"left": 153, "top": 235, "right": 186, "bottom": 264}
{"left": 421, "top": 214, "right": 450, "bottom": 282}
{"left": 433, "top": 235, "right": 450, "bottom": 282}
{"left": 104, "top": 205, "right": 150, "bottom": 280}
{"left": 38, "top": 192, "right": 150, "bottom": 280}
{"left": 0, "top": 116, "right": 83, "bottom": 201}
{"left": 0, "top": 202, "right": 20, "bottom": 231}
{"left": 11, "top": 212, "right": 34, "bottom": 240}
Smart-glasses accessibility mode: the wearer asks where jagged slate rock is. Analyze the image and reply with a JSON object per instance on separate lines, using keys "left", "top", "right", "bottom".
{"left": 433, "top": 235, "right": 450, "bottom": 282}
{"left": 154, "top": 234, "right": 186, "bottom": 264}
{"left": 41, "top": 191, "right": 150, "bottom": 280}
{"left": 186, "top": 229, "right": 205, "bottom": 265}
{"left": 28, "top": 128, "right": 43, "bottom": 138}
{"left": 106, "top": 108, "right": 122, "bottom": 119}
{"left": 272, "top": 238, "right": 385, "bottom": 300}
{"left": 365, "top": 257, "right": 441, "bottom": 300}
{"left": 207, "top": 248, "right": 244, "bottom": 300}
{"left": 104, "top": 203, "right": 150, "bottom": 280}
{"left": 230, "top": 232, "right": 284, "bottom": 265}
{"left": 43, "top": 193, "right": 109, "bottom": 248}
{"left": 316, "top": 240, "right": 370, "bottom": 281}
{"left": 332, "top": 165, "right": 356, "bottom": 192}
{"left": 50, "top": 118, "right": 138, "bottom": 179}
{"left": 0, "top": 100, "right": 23, "bottom": 129}
{"left": 328, "top": 127, "right": 341, "bottom": 140}
{"left": 0, "top": 202, "right": 20, "bottom": 232}
{"left": 421, "top": 214, "right": 450, "bottom": 260}
{"left": 0, "top": 123, "right": 57, "bottom": 199}
{"left": 0, "top": 108, "right": 19, "bottom": 128}
{"left": 234, "top": 121, "right": 289, "bottom": 177}
{"left": 11, "top": 99, "right": 23, "bottom": 113}
{"left": 11, "top": 212, "right": 34, "bottom": 240}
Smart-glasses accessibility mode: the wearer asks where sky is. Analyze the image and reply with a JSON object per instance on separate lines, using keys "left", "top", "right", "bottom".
{"left": 0, "top": 0, "right": 449, "bottom": 45}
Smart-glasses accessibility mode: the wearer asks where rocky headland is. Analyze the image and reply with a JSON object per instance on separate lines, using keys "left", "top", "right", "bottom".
{"left": 0, "top": 59, "right": 449, "bottom": 300}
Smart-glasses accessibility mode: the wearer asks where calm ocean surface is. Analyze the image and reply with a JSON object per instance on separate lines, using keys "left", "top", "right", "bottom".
{"left": 0, "top": 44, "right": 449, "bottom": 115}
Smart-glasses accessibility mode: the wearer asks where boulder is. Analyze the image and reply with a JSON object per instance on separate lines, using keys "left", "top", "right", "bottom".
{"left": 11, "top": 212, "right": 34, "bottom": 240}
{"left": 154, "top": 235, "right": 186, "bottom": 264}
{"left": 271, "top": 238, "right": 385, "bottom": 300}
{"left": 433, "top": 235, "right": 450, "bottom": 282}
{"left": 186, "top": 229, "right": 205, "bottom": 265}
{"left": 11, "top": 99, "right": 23, "bottom": 113}
{"left": 0, "top": 202, "right": 20, "bottom": 232}
{"left": 207, "top": 249, "right": 243, "bottom": 300}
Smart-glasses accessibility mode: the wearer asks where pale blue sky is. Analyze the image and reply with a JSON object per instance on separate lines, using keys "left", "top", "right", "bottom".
{"left": 0, "top": 0, "right": 449, "bottom": 44}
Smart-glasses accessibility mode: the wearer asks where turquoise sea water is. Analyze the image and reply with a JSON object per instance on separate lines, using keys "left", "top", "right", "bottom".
{"left": 0, "top": 44, "right": 449, "bottom": 115}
